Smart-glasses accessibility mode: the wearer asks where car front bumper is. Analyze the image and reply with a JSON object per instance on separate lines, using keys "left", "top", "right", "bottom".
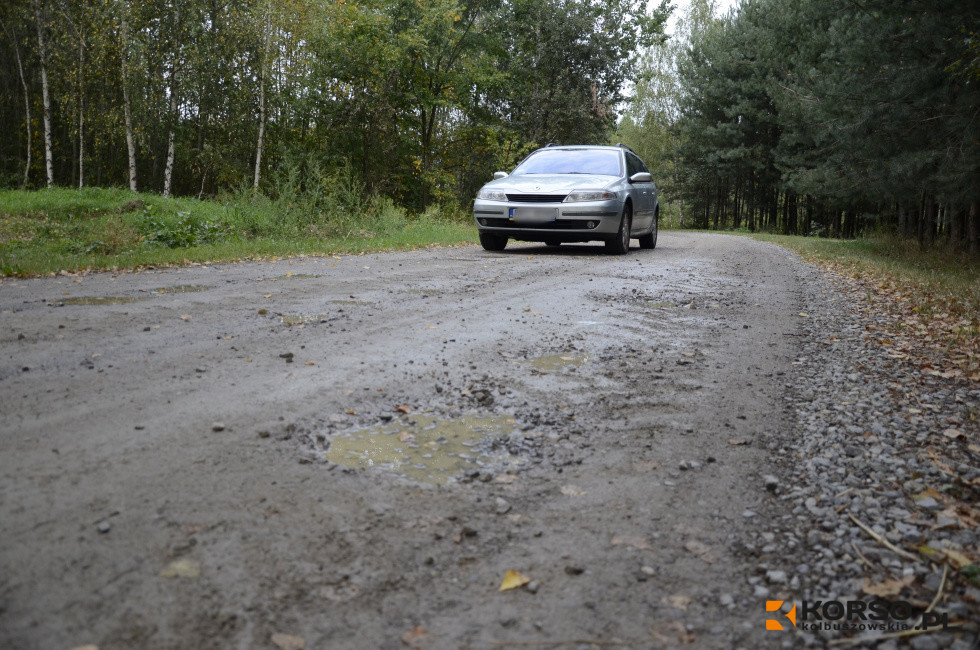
{"left": 473, "top": 198, "right": 623, "bottom": 240}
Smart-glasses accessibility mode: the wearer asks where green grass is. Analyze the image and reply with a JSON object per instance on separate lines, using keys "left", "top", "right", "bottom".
{"left": 745, "top": 233, "right": 980, "bottom": 307}
{"left": 0, "top": 187, "right": 477, "bottom": 276}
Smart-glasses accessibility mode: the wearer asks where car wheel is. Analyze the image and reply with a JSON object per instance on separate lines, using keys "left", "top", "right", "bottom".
{"left": 605, "top": 203, "right": 632, "bottom": 255}
{"left": 479, "top": 232, "right": 508, "bottom": 251}
{"left": 638, "top": 211, "right": 658, "bottom": 249}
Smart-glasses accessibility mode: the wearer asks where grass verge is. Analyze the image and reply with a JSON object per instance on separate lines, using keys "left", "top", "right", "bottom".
{"left": 748, "top": 233, "right": 979, "bottom": 382}
{"left": 0, "top": 187, "right": 477, "bottom": 277}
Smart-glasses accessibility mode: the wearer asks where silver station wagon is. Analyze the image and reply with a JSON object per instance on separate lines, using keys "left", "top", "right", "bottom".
{"left": 473, "top": 144, "right": 659, "bottom": 254}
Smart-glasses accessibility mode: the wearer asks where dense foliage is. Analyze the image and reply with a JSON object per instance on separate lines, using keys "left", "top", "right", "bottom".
{"left": 620, "top": 0, "right": 979, "bottom": 251}
{"left": 0, "top": 0, "right": 667, "bottom": 212}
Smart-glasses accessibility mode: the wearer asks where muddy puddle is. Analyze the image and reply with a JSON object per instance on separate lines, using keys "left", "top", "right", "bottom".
{"left": 520, "top": 354, "right": 590, "bottom": 372}
{"left": 269, "top": 273, "right": 321, "bottom": 281}
{"left": 153, "top": 285, "right": 209, "bottom": 294}
{"left": 280, "top": 313, "right": 330, "bottom": 326}
{"left": 60, "top": 296, "right": 149, "bottom": 306}
{"left": 325, "top": 414, "right": 519, "bottom": 484}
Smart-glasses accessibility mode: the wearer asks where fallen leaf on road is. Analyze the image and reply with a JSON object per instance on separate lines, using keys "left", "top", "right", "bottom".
{"left": 398, "top": 431, "right": 415, "bottom": 442}
{"left": 499, "top": 570, "right": 531, "bottom": 591}
{"left": 305, "top": 361, "right": 314, "bottom": 366}
{"left": 684, "top": 540, "right": 716, "bottom": 564}
{"left": 650, "top": 621, "right": 695, "bottom": 644}
{"left": 346, "top": 409, "right": 356, "bottom": 415}
{"left": 401, "top": 626, "right": 428, "bottom": 648}
{"left": 862, "top": 575, "right": 914, "bottom": 597}
{"left": 728, "top": 438, "right": 748, "bottom": 446}
{"left": 271, "top": 633, "right": 306, "bottom": 650}
{"left": 664, "top": 594, "right": 692, "bottom": 610}
{"left": 179, "top": 314, "right": 192, "bottom": 321}
{"left": 633, "top": 460, "right": 661, "bottom": 472}
{"left": 611, "top": 534, "right": 652, "bottom": 551}
{"left": 560, "top": 485, "right": 586, "bottom": 496}
{"left": 395, "top": 405, "right": 411, "bottom": 414}
{"left": 160, "top": 559, "right": 200, "bottom": 578}
{"left": 264, "top": 293, "right": 272, "bottom": 298}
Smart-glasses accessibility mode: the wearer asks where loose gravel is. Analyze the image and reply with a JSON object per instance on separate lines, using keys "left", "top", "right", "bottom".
{"left": 762, "top": 262, "right": 980, "bottom": 649}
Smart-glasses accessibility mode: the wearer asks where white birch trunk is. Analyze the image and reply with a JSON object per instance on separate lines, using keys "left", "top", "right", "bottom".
{"left": 34, "top": 0, "right": 54, "bottom": 188}
{"left": 120, "top": 3, "right": 137, "bottom": 192}
{"left": 78, "top": 39, "right": 84, "bottom": 188}
{"left": 163, "top": 87, "right": 178, "bottom": 198}
{"left": 253, "top": 6, "right": 272, "bottom": 191}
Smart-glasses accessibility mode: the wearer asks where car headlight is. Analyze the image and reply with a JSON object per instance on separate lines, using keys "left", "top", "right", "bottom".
{"left": 564, "top": 190, "right": 615, "bottom": 202}
{"left": 477, "top": 188, "right": 508, "bottom": 201}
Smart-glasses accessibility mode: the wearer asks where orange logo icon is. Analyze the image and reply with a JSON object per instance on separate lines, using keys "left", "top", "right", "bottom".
{"left": 766, "top": 600, "right": 797, "bottom": 630}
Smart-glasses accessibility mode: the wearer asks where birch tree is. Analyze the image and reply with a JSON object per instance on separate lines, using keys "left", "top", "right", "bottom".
{"left": 32, "top": 0, "right": 53, "bottom": 188}
{"left": 119, "top": 0, "right": 137, "bottom": 191}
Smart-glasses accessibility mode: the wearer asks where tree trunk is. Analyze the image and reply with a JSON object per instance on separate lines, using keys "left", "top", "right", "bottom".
{"left": 120, "top": 1, "right": 137, "bottom": 192}
{"left": 253, "top": 4, "right": 272, "bottom": 192}
{"left": 968, "top": 202, "right": 978, "bottom": 257}
{"left": 163, "top": 85, "right": 178, "bottom": 198}
{"left": 162, "top": 11, "right": 181, "bottom": 200}
{"left": 78, "top": 38, "right": 85, "bottom": 188}
{"left": 34, "top": 0, "right": 54, "bottom": 188}
{"left": 10, "top": 29, "right": 32, "bottom": 187}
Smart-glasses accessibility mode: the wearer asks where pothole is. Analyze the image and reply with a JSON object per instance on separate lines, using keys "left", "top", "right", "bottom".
{"left": 269, "top": 273, "right": 321, "bottom": 281}
{"left": 153, "top": 285, "right": 209, "bottom": 294}
{"left": 280, "top": 313, "right": 330, "bottom": 326}
{"left": 324, "top": 414, "right": 526, "bottom": 485}
{"left": 521, "top": 354, "right": 590, "bottom": 372}
{"left": 60, "top": 296, "right": 149, "bottom": 306}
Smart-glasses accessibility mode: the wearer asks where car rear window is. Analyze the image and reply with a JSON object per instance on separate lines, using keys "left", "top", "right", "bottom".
{"left": 512, "top": 149, "right": 622, "bottom": 176}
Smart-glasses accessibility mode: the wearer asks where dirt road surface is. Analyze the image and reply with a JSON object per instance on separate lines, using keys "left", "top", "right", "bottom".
{"left": 0, "top": 233, "right": 871, "bottom": 648}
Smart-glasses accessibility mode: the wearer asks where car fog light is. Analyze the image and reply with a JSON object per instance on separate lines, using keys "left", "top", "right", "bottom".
{"left": 587, "top": 221, "right": 597, "bottom": 228}
{"left": 478, "top": 218, "right": 487, "bottom": 226}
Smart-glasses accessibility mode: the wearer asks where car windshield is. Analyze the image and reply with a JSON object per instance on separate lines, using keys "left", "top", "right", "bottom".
{"left": 512, "top": 149, "right": 621, "bottom": 177}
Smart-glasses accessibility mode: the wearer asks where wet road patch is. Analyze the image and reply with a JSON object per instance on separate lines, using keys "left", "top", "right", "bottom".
{"left": 324, "top": 414, "right": 525, "bottom": 485}
{"left": 60, "top": 296, "right": 150, "bottom": 306}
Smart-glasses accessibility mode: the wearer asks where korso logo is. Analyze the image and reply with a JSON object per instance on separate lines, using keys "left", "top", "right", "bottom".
{"left": 766, "top": 601, "right": 797, "bottom": 630}
{"left": 767, "top": 599, "right": 950, "bottom": 633}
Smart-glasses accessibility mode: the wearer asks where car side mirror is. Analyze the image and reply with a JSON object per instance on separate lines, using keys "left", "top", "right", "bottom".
{"left": 629, "top": 172, "right": 652, "bottom": 183}
{"left": 493, "top": 171, "right": 509, "bottom": 180}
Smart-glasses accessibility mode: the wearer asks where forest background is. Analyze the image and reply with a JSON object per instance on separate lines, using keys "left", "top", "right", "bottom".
{"left": 0, "top": 0, "right": 978, "bottom": 254}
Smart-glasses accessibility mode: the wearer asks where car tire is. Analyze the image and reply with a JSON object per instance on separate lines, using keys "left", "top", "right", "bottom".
{"left": 605, "top": 203, "right": 632, "bottom": 255}
{"left": 479, "top": 232, "right": 508, "bottom": 251}
{"left": 638, "top": 212, "right": 658, "bottom": 250}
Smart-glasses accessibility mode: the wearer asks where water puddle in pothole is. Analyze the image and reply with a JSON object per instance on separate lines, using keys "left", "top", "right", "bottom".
{"left": 153, "top": 284, "right": 209, "bottom": 294}
{"left": 521, "top": 354, "right": 590, "bottom": 372}
{"left": 280, "top": 313, "right": 330, "bottom": 326}
{"left": 269, "top": 273, "right": 321, "bottom": 281}
{"left": 325, "top": 414, "right": 516, "bottom": 484}
{"left": 330, "top": 299, "right": 374, "bottom": 307}
{"left": 61, "top": 296, "right": 149, "bottom": 306}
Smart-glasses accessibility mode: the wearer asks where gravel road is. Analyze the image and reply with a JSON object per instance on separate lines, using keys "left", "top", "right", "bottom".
{"left": 1, "top": 232, "right": 976, "bottom": 649}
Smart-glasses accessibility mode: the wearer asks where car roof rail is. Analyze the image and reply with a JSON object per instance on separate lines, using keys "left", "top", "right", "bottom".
{"left": 545, "top": 142, "right": 557, "bottom": 147}
{"left": 615, "top": 142, "right": 637, "bottom": 155}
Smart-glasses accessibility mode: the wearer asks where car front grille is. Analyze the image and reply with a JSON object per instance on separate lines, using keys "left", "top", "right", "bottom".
{"left": 480, "top": 218, "right": 596, "bottom": 230}
{"left": 505, "top": 193, "right": 567, "bottom": 203}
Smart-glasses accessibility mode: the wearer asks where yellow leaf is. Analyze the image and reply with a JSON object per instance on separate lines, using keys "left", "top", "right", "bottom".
{"left": 499, "top": 569, "right": 530, "bottom": 591}
{"left": 862, "top": 575, "right": 914, "bottom": 597}
{"left": 160, "top": 559, "right": 200, "bottom": 578}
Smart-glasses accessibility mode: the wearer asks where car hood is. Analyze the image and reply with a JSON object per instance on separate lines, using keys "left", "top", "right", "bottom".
{"left": 488, "top": 174, "right": 617, "bottom": 193}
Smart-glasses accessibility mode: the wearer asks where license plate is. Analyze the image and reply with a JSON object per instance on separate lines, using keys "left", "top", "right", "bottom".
{"left": 509, "top": 207, "right": 558, "bottom": 224}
